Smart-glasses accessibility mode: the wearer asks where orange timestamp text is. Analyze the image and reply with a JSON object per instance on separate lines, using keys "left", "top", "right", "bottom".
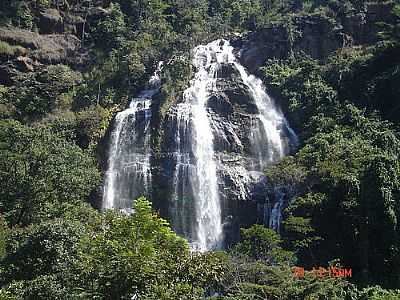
{"left": 292, "top": 266, "right": 352, "bottom": 279}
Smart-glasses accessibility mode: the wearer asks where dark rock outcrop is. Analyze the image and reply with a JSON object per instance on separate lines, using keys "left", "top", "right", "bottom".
{"left": 0, "top": 63, "right": 18, "bottom": 86}
{"left": 239, "top": 26, "right": 289, "bottom": 72}
{"left": 39, "top": 9, "right": 64, "bottom": 34}
{"left": 63, "top": 14, "right": 85, "bottom": 37}
{"left": 239, "top": 14, "right": 343, "bottom": 71}
{"left": 0, "top": 27, "right": 87, "bottom": 67}
{"left": 239, "top": 2, "right": 397, "bottom": 71}
{"left": 293, "top": 15, "right": 343, "bottom": 59}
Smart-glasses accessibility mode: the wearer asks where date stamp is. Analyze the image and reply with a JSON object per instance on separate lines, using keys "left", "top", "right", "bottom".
{"left": 292, "top": 266, "right": 352, "bottom": 279}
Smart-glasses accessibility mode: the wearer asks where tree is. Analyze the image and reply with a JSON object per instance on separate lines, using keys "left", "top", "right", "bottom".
{"left": 234, "top": 224, "right": 295, "bottom": 265}
{"left": 1, "top": 219, "right": 85, "bottom": 282}
{"left": 4, "top": 65, "right": 82, "bottom": 121}
{"left": 0, "top": 120, "right": 100, "bottom": 226}
{"left": 76, "top": 197, "right": 191, "bottom": 298}
{"left": 91, "top": 3, "right": 128, "bottom": 51}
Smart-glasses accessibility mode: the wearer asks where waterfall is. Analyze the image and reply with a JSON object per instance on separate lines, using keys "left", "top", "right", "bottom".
{"left": 102, "top": 39, "right": 298, "bottom": 247}
{"left": 182, "top": 40, "right": 296, "bottom": 233}
{"left": 102, "top": 63, "right": 162, "bottom": 213}
{"left": 180, "top": 42, "right": 228, "bottom": 251}
{"left": 232, "top": 54, "right": 297, "bottom": 169}
{"left": 169, "top": 103, "right": 195, "bottom": 240}
{"left": 231, "top": 44, "right": 298, "bottom": 231}
{"left": 216, "top": 40, "right": 297, "bottom": 231}
{"left": 170, "top": 39, "right": 297, "bottom": 249}
{"left": 269, "top": 190, "right": 285, "bottom": 232}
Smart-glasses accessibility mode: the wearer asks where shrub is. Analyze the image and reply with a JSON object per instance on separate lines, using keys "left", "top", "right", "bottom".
{"left": 0, "top": 41, "right": 25, "bottom": 58}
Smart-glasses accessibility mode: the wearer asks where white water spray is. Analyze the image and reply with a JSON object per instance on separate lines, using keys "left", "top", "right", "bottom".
{"left": 102, "top": 63, "right": 162, "bottom": 213}
{"left": 182, "top": 42, "right": 228, "bottom": 251}
{"left": 184, "top": 40, "right": 297, "bottom": 239}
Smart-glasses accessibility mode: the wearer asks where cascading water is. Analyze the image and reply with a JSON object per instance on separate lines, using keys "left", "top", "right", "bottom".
{"left": 179, "top": 43, "right": 227, "bottom": 251}
{"left": 102, "top": 63, "right": 162, "bottom": 213}
{"left": 102, "top": 39, "right": 297, "bottom": 248}
{"left": 269, "top": 190, "right": 285, "bottom": 231}
{"left": 183, "top": 39, "right": 297, "bottom": 233}
{"left": 230, "top": 45, "right": 298, "bottom": 231}
{"left": 170, "top": 39, "right": 297, "bottom": 250}
{"left": 202, "top": 41, "right": 298, "bottom": 168}
{"left": 169, "top": 103, "right": 195, "bottom": 239}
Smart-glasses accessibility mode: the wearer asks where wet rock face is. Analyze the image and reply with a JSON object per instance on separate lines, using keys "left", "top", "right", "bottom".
{"left": 209, "top": 79, "right": 269, "bottom": 244}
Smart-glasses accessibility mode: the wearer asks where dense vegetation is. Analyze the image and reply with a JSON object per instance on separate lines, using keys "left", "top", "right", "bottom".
{"left": 0, "top": 0, "right": 400, "bottom": 299}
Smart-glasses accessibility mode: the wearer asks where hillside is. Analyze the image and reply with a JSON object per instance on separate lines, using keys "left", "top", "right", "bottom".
{"left": 0, "top": 0, "right": 400, "bottom": 299}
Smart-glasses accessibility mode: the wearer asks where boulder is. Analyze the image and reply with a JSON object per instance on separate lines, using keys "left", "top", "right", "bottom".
{"left": 239, "top": 26, "right": 288, "bottom": 72}
{"left": 63, "top": 14, "right": 85, "bottom": 37}
{"left": 39, "top": 9, "right": 64, "bottom": 34}
{"left": 0, "top": 63, "right": 18, "bottom": 86}
{"left": 0, "top": 27, "right": 85, "bottom": 66}
{"left": 15, "top": 56, "right": 35, "bottom": 72}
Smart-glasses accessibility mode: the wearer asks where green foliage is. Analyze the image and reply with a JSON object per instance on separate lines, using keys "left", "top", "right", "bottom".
{"left": 75, "top": 105, "right": 115, "bottom": 148}
{"left": 0, "top": 86, "right": 15, "bottom": 119}
{"left": 91, "top": 3, "right": 128, "bottom": 51}
{"left": 264, "top": 156, "right": 307, "bottom": 188}
{"left": 263, "top": 41, "right": 400, "bottom": 288}
{"left": 0, "top": 41, "right": 26, "bottom": 59}
{"left": 72, "top": 198, "right": 230, "bottom": 299}
{"left": 0, "top": 289, "right": 16, "bottom": 300}
{"left": 334, "top": 44, "right": 400, "bottom": 123}
{"left": 77, "top": 197, "right": 189, "bottom": 298}
{"left": 283, "top": 216, "right": 319, "bottom": 248}
{"left": 160, "top": 57, "right": 192, "bottom": 119}
{"left": 0, "top": 120, "right": 100, "bottom": 226}
{"left": 5, "top": 275, "right": 71, "bottom": 300}
{"left": 218, "top": 253, "right": 358, "bottom": 300}
{"left": 3, "top": 64, "right": 82, "bottom": 121}
{"left": 263, "top": 57, "right": 338, "bottom": 137}
{"left": 0, "top": 0, "right": 399, "bottom": 297}
{"left": 0, "top": 205, "right": 101, "bottom": 299}
{"left": 1, "top": 219, "right": 85, "bottom": 285}
{"left": 15, "top": 2, "right": 33, "bottom": 30}
{"left": 0, "top": 216, "right": 7, "bottom": 259}
{"left": 234, "top": 224, "right": 296, "bottom": 265}
{"left": 358, "top": 286, "right": 400, "bottom": 300}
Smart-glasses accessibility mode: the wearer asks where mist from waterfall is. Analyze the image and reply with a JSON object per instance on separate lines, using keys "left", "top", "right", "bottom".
{"left": 102, "top": 63, "right": 162, "bottom": 213}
